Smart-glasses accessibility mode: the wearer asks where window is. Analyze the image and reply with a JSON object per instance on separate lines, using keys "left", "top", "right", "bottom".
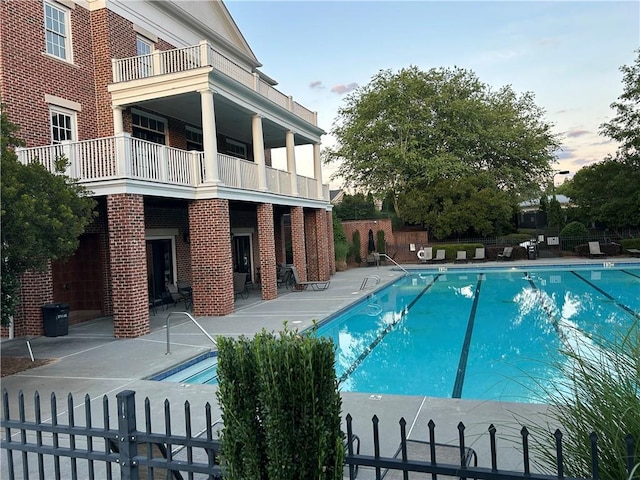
{"left": 44, "top": 2, "right": 71, "bottom": 61}
{"left": 132, "top": 110, "right": 166, "bottom": 145}
{"left": 186, "top": 126, "right": 203, "bottom": 151}
{"left": 136, "top": 36, "right": 153, "bottom": 77}
{"left": 225, "top": 138, "right": 247, "bottom": 159}
{"left": 50, "top": 106, "right": 76, "bottom": 143}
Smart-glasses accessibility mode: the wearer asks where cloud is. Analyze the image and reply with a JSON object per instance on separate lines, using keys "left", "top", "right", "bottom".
{"left": 556, "top": 147, "right": 576, "bottom": 160}
{"left": 565, "top": 129, "right": 590, "bottom": 138}
{"left": 309, "top": 81, "right": 323, "bottom": 89}
{"left": 331, "top": 83, "right": 358, "bottom": 95}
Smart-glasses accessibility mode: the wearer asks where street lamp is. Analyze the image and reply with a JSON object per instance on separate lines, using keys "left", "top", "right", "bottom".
{"left": 552, "top": 170, "right": 570, "bottom": 194}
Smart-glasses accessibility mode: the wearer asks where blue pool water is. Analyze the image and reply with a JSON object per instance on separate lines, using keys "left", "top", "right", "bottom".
{"left": 155, "top": 264, "right": 639, "bottom": 403}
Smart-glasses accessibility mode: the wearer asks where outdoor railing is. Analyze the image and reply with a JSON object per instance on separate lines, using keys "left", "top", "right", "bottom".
{"left": 111, "top": 41, "right": 317, "bottom": 126}
{"left": 15, "top": 136, "right": 327, "bottom": 200}
{"left": 1, "top": 388, "right": 636, "bottom": 480}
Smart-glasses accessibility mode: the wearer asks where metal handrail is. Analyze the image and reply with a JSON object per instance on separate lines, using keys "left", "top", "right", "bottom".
{"left": 378, "top": 253, "right": 409, "bottom": 274}
{"left": 166, "top": 311, "right": 217, "bottom": 355}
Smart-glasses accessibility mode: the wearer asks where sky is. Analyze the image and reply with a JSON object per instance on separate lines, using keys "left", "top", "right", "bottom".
{"left": 224, "top": 1, "right": 639, "bottom": 188}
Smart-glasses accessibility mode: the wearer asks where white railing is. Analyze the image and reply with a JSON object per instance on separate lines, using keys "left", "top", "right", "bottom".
{"left": 16, "top": 136, "right": 328, "bottom": 200}
{"left": 111, "top": 41, "right": 317, "bottom": 126}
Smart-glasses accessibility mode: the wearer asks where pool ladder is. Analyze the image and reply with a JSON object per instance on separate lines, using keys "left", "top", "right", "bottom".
{"left": 360, "top": 275, "right": 381, "bottom": 290}
{"left": 166, "top": 311, "right": 217, "bottom": 355}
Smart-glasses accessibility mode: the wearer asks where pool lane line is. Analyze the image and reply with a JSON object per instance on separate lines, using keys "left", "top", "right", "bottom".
{"left": 622, "top": 269, "right": 640, "bottom": 280}
{"left": 337, "top": 274, "right": 441, "bottom": 384}
{"left": 451, "top": 274, "right": 484, "bottom": 399}
{"left": 571, "top": 271, "right": 640, "bottom": 320}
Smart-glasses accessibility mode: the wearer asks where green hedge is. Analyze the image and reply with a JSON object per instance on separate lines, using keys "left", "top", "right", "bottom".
{"left": 620, "top": 238, "right": 640, "bottom": 251}
{"left": 427, "top": 243, "right": 484, "bottom": 261}
{"left": 216, "top": 328, "right": 344, "bottom": 480}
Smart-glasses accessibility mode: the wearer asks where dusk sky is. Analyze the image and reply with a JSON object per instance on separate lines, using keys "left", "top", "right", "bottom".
{"left": 225, "top": 1, "right": 639, "bottom": 187}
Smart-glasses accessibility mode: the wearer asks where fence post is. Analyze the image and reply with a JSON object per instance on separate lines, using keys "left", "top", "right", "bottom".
{"left": 117, "top": 390, "right": 139, "bottom": 480}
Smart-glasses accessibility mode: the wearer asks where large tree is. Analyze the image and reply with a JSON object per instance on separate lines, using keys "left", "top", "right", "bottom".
{"left": 326, "top": 66, "right": 560, "bottom": 215}
{"left": 599, "top": 49, "right": 640, "bottom": 165}
{"left": 1, "top": 107, "right": 97, "bottom": 326}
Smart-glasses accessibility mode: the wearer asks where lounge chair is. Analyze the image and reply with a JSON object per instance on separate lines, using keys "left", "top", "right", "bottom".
{"left": 381, "top": 439, "right": 477, "bottom": 479}
{"left": 432, "top": 249, "right": 446, "bottom": 263}
{"left": 417, "top": 247, "right": 433, "bottom": 264}
{"left": 109, "top": 438, "right": 186, "bottom": 480}
{"left": 165, "top": 283, "right": 186, "bottom": 308}
{"left": 233, "top": 272, "right": 249, "bottom": 299}
{"left": 497, "top": 246, "right": 513, "bottom": 260}
{"left": 471, "top": 247, "right": 486, "bottom": 262}
{"left": 289, "top": 265, "right": 330, "bottom": 291}
{"left": 626, "top": 248, "right": 640, "bottom": 257}
{"left": 454, "top": 250, "right": 467, "bottom": 263}
{"left": 588, "top": 241, "right": 606, "bottom": 258}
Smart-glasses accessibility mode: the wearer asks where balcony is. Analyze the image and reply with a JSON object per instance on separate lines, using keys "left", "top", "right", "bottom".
{"left": 111, "top": 41, "right": 318, "bottom": 127}
{"left": 16, "top": 135, "right": 329, "bottom": 204}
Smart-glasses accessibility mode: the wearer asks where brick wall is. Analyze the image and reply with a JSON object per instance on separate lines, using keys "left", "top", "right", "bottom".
{"left": 257, "top": 203, "right": 276, "bottom": 300}
{"left": 304, "top": 210, "right": 319, "bottom": 281}
{"left": 326, "top": 210, "right": 336, "bottom": 275}
{"left": 189, "top": 199, "right": 234, "bottom": 316}
{"left": 107, "top": 194, "right": 149, "bottom": 338}
{"left": 1, "top": 0, "right": 98, "bottom": 146}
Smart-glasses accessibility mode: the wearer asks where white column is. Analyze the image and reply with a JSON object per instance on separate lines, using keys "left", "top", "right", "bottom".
{"left": 200, "top": 88, "right": 220, "bottom": 184}
{"left": 313, "top": 143, "right": 323, "bottom": 199}
{"left": 112, "top": 106, "right": 124, "bottom": 135}
{"left": 286, "top": 130, "right": 298, "bottom": 196}
{"left": 252, "top": 114, "right": 267, "bottom": 191}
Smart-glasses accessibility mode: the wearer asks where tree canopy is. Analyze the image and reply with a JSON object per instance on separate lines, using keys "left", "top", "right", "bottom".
{"left": 325, "top": 66, "right": 561, "bottom": 212}
{"left": 599, "top": 49, "right": 640, "bottom": 165}
{"left": 1, "top": 107, "right": 97, "bottom": 325}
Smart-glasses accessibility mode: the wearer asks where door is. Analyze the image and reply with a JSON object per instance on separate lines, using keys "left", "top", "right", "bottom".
{"left": 233, "top": 234, "right": 253, "bottom": 278}
{"left": 146, "top": 239, "right": 174, "bottom": 301}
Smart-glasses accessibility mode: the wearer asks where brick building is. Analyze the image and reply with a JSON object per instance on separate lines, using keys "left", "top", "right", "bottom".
{"left": 1, "top": 0, "right": 333, "bottom": 338}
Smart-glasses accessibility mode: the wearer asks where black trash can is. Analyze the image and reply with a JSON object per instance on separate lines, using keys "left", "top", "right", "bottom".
{"left": 42, "top": 303, "right": 70, "bottom": 337}
{"left": 528, "top": 245, "right": 537, "bottom": 260}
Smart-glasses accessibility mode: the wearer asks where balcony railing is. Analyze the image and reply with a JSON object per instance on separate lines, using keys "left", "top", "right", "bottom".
{"left": 111, "top": 41, "right": 317, "bottom": 126}
{"left": 15, "top": 135, "right": 327, "bottom": 201}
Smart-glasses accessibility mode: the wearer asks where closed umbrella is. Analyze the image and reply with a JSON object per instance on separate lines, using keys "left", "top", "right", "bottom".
{"left": 368, "top": 229, "right": 376, "bottom": 253}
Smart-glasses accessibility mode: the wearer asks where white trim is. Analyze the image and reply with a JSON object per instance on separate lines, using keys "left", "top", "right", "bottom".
{"left": 45, "top": 94, "right": 82, "bottom": 112}
{"left": 49, "top": 105, "right": 77, "bottom": 143}
{"left": 133, "top": 24, "right": 158, "bottom": 43}
{"left": 131, "top": 108, "right": 167, "bottom": 125}
{"left": 54, "top": 0, "right": 76, "bottom": 9}
{"left": 145, "top": 230, "right": 179, "bottom": 285}
{"left": 44, "top": 0, "right": 74, "bottom": 63}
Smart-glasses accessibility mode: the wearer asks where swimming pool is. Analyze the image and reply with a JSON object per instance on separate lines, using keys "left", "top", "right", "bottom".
{"left": 316, "top": 264, "right": 639, "bottom": 402}
{"left": 154, "top": 263, "right": 639, "bottom": 403}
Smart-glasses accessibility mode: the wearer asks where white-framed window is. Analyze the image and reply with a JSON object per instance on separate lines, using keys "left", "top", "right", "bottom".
{"left": 225, "top": 138, "right": 247, "bottom": 159}
{"left": 49, "top": 106, "right": 76, "bottom": 143}
{"left": 186, "top": 126, "right": 203, "bottom": 151}
{"left": 132, "top": 109, "right": 166, "bottom": 145}
{"left": 44, "top": 1, "right": 72, "bottom": 62}
{"left": 136, "top": 36, "right": 153, "bottom": 77}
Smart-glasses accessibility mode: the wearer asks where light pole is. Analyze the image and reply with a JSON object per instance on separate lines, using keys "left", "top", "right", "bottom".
{"left": 552, "top": 170, "right": 570, "bottom": 199}
{"left": 550, "top": 170, "right": 569, "bottom": 255}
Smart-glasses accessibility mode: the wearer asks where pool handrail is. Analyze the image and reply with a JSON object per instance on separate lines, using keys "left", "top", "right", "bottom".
{"left": 166, "top": 311, "right": 217, "bottom": 355}
{"left": 377, "top": 253, "right": 409, "bottom": 274}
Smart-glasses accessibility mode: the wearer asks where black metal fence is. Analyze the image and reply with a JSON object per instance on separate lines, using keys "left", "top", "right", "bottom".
{"left": 1, "top": 388, "right": 637, "bottom": 480}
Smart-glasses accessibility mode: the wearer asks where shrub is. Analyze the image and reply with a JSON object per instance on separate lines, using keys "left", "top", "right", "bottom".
{"left": 621, "top": 238, "right": 640, "bottom": 252}
{"left": 376, "top": 230, "right": 386, "bottom": 255}
{"left": 560, "top": 221, "right": 588, "bottom": 237}
{"left": 520, "top": 321, "right": 640, "bottom": 480}
{"left": 334, "top": 242, "right": 349, "bottom": 270}
{"left": 350, "top": 230, "right": 362, "bottom": 263}
{"left": 216, "top": 328, "right": 344, "bottom": 480}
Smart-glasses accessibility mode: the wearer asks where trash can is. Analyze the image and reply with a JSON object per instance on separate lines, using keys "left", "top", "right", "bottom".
{"left": 42, "top": 303, "right": 70, "bottom": 337}
{"left": 528, "top": 245, "right": 537, "bottom": 260}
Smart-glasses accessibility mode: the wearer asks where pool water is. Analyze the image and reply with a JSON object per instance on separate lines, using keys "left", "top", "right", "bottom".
{"left": 154, "top": 264, "right": 639, "bottom": 403}
{"left": 315, "top": 265, "right": 639, "bottom": 402}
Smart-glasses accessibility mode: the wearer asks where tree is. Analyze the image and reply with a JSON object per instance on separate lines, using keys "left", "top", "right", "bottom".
{"left": 1, "top": 107, "right": 97, "bottom": 326}
{"left": 397, "top": 174, "right": 514, "bottom": 239}
{"left": 562, "top": 159, "right": 640, "bottom": 231}
{"left": 326, "top": 66, "right": 560, "bottom": 215}
{"left": 332, "top": 192, "right": 378, "bottom": 220}
{"left": 599, "top": 49, "right": 640, "bottom": 165}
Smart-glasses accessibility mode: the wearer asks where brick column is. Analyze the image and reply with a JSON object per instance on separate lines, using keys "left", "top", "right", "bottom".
{"left": 5, "top": 265, "right": 54, "bottom": 337}
{"left": 189, "top": 199, "right": 234, "bottom": 316}
{"left": 326, "top": 210, "right": 336, "bottom": 275}
{"left": 304, "top": 211, "right": 319, "bottom": 281}
{"left": 290, "top": 206, "right": 307, "bottom": 281}
{"left": 257, "top": 203, "right": 277, "bottom": 300}
{"left": 107, "top": 194, "right": 149, "bottom": 338}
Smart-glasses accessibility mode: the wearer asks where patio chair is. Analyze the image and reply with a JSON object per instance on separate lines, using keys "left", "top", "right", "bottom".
{"left": 108, "top": 438, "right": 185, "bottom": 480}
{"left": 454, "top": 250, "right": 467, "bottom": 263}
{"left": 432, "top": 249, "right": 446, "bottom": 263}
{"left": 289, "top": 265, "right": 331, "bottom": 291}
{"left": 497, "top": 246, "right": 513, "bottom": 260}
{"left": 626, "top": 248, "right": 640, "bottom": 257}
{"left": 165, "top": 283, "right": 186, "bottom": 308}
{"left": 233, "top": 272, "right": 249, "bottom": 299}
{"left": 471, "top": 247, "right": 486, "bottom": 262}
{"left": 588, "top": 241, "right": 606, "bottom": 258}
{"left": 381, "top": 439, "right": 477, "bottom": 479}
{"left": 417, "top": 247, "right": 433, "bottom": 264}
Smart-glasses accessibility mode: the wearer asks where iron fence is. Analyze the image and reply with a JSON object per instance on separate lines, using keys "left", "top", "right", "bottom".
{"left": 1, "top": 388, "right": 637, "bottom": 480}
